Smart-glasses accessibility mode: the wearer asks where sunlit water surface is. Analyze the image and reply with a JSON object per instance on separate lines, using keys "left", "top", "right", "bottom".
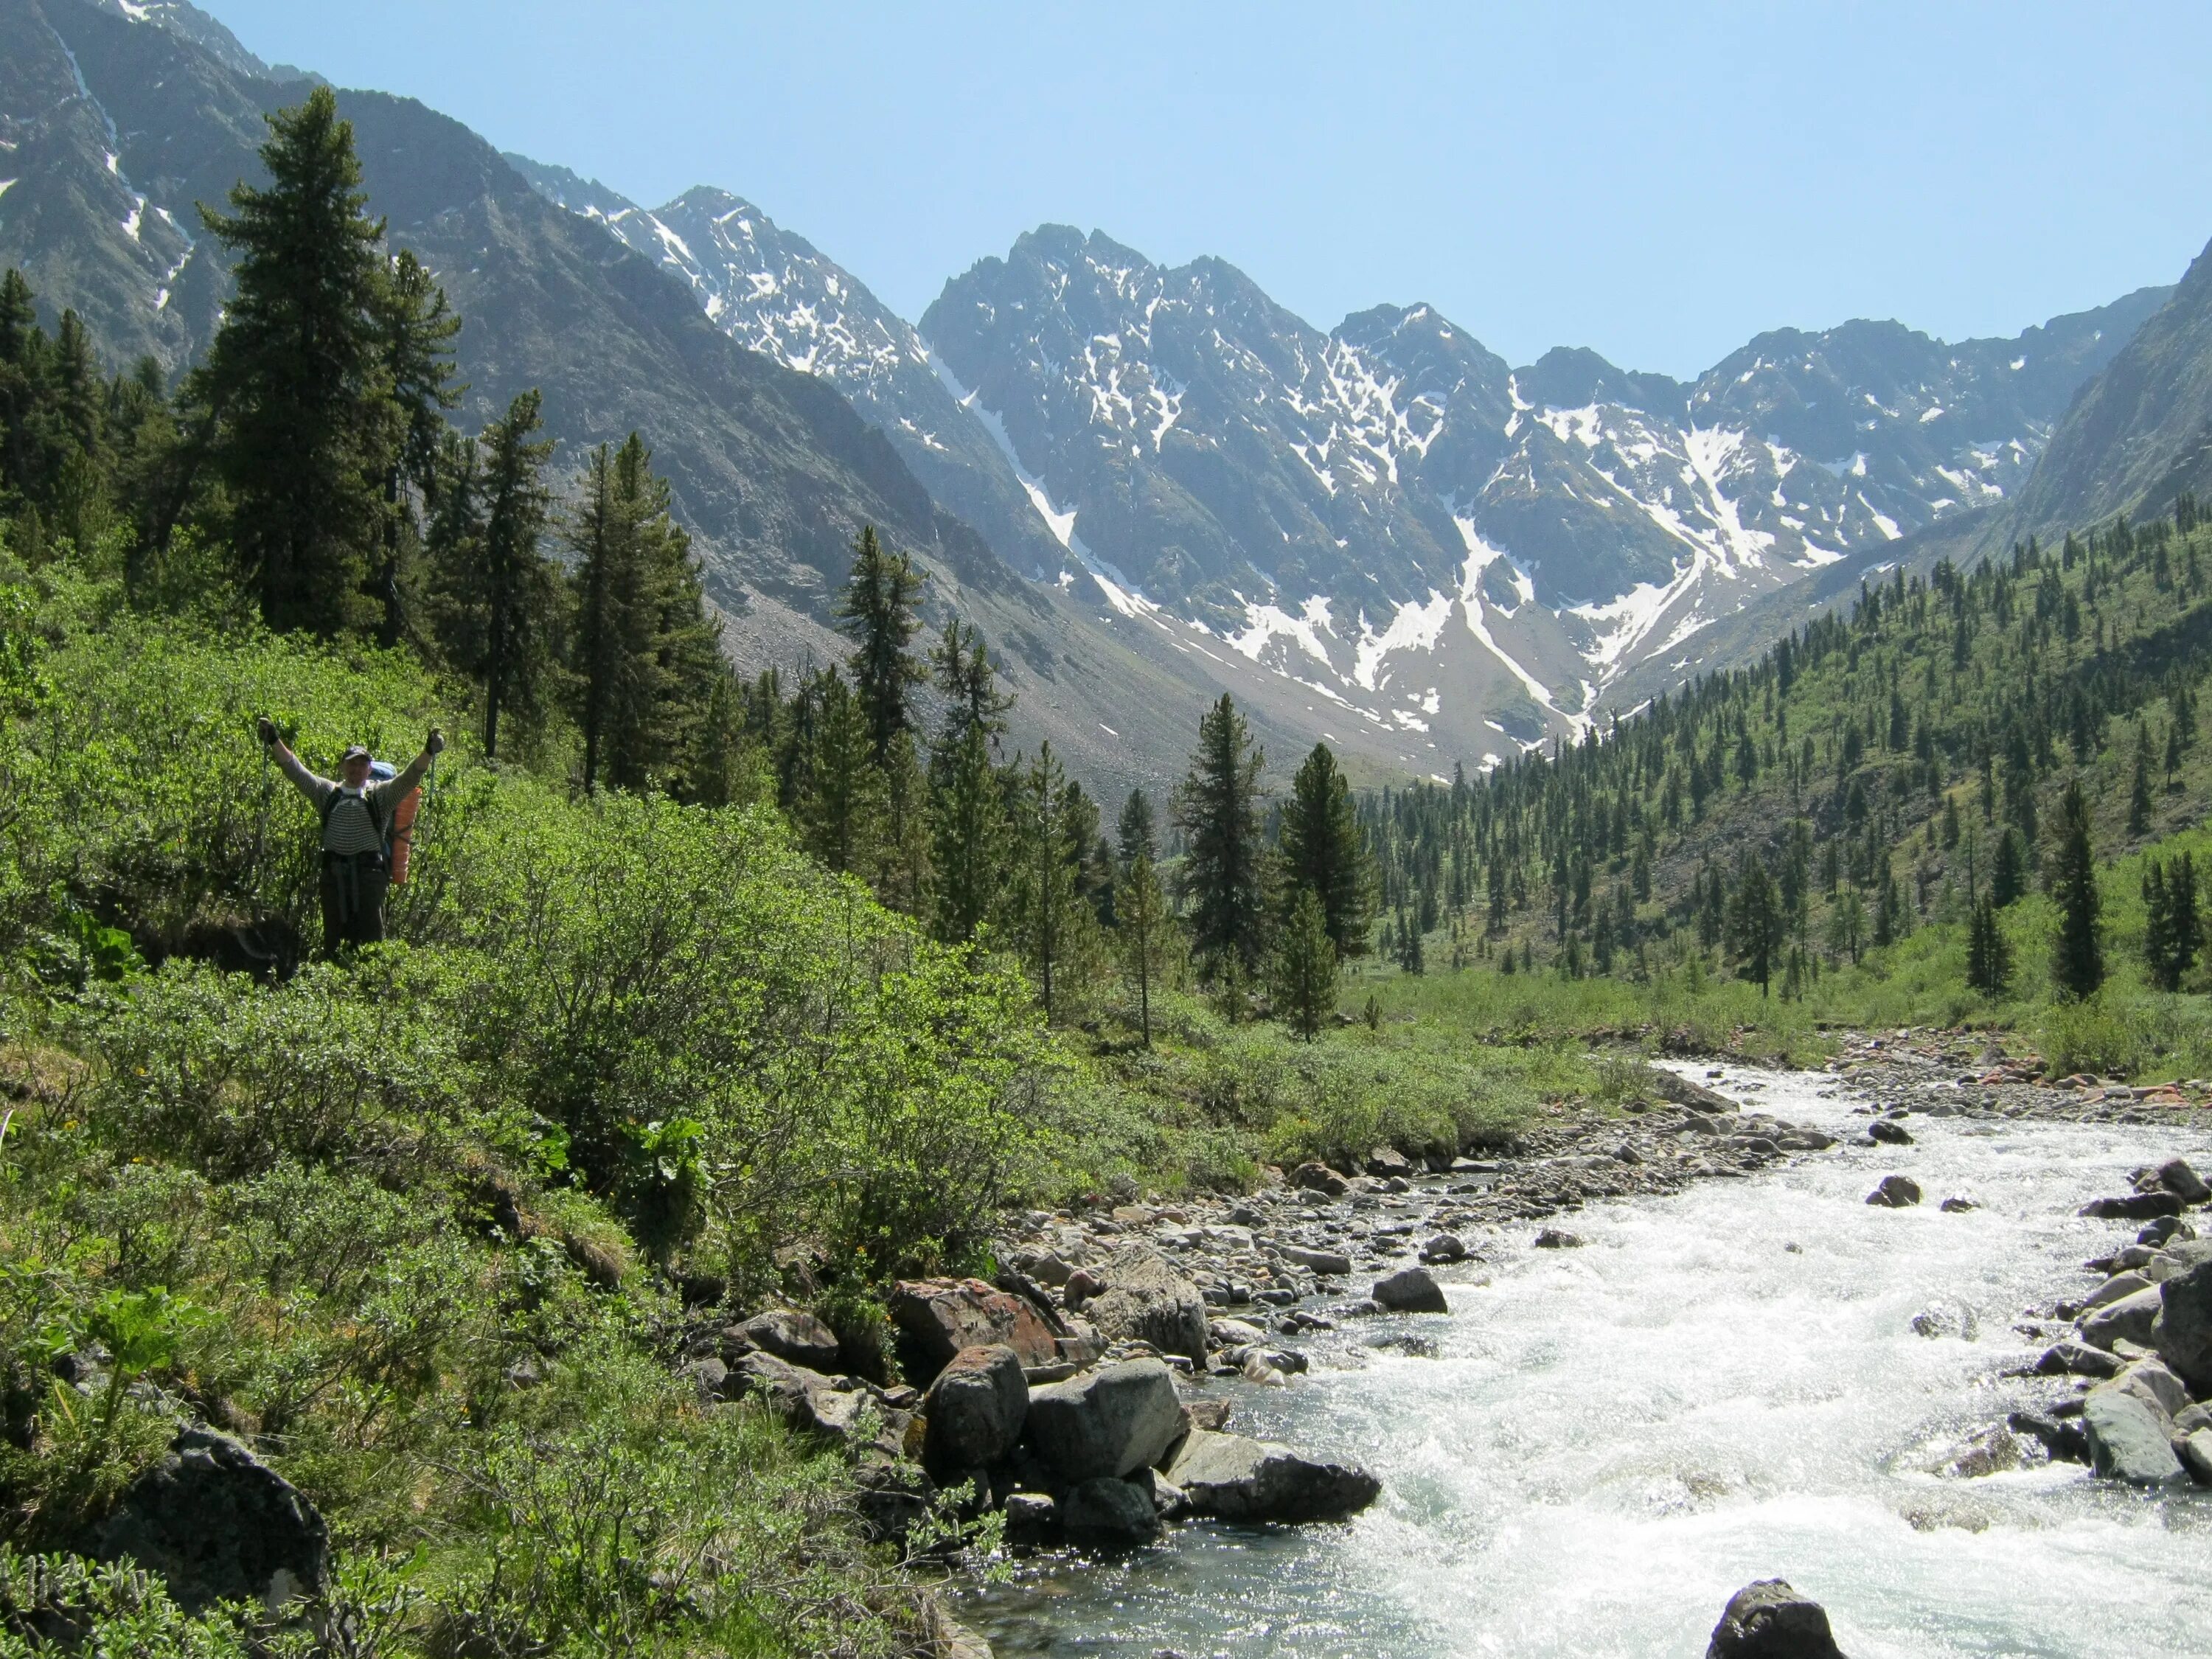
{"left": 968, "top": 1066, "right": 2212, "bottom": 1658}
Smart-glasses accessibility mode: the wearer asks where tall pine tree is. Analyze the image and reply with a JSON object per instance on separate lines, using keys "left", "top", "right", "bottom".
{"left": 189, "top": 88, "right": 397, "bottom": 635}
{"left": 1172, "top": 694, "right": 1267, "bottom": 984}
{"left": 2049, "top": 779, "right": 2104, "bottom": 1000}
{"left": 1279, "top": 742, "right": 1374, "bottom": 959}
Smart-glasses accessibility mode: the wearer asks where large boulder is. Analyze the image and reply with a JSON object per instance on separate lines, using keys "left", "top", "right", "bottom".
{"left": 2081, "top": 1389, "right": 2186, "bottom": 1486}
{"left": 1060, "top": 1475, "right": 1164, "bottom": 1545}
{"left": 889, "top": 1277, "right": 1060, "bottom": 1382}
{"left": 2080, "top": 1192, "right": 2185, "bottom": 1220}
{"left": 1081, "top": 1245, "right": 1208, "bottom": 1363}
{"left": 1026, "top": 1359, "right": 1186, "bottom": 1483}
{"left": 2152, "top": 1256, "right": 2212, "bottom": 1394}
{"left": 923, "top": 1344, "right": 1029, "bottom": 1475}
{"left": 2155, "top": 1158, "right": 2211, "bottom": 1205}
{"left": 740, "top": 1308, "right": 842, "bottom": 1371}
{"left": 1865, "top": 1175, "right": 1921, "bottom": 1208}
{"left": 1372, "top": 1266, "right": 1448, "bottom": 1313}
{"left": 1646, "top": 1069, "right": 1736, "bottom": 1113}
{"left": 1166, "top": 1430, "right": 1380, "bottom": 1523}
{"left": 1705, "top": 1579, "right": 1846, "bottom": 1658}
{"left": 1279, "top": 1244, "right": 1352, "bottom": 1276}
{"left": 2079, "top": 1285, "right": 2165, "bottom": 1352}
{"left": 96, "top": 1427, "right": 328, "bottom": 1613}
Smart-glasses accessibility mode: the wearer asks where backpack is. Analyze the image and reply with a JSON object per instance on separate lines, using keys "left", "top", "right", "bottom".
{"left": 319, "top": 770, "right": 394, "bottom": 860}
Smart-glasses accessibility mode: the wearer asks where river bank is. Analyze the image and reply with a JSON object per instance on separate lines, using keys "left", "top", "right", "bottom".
{"left": 963, "top": 1034, "right": 2212, "bottom": 1658}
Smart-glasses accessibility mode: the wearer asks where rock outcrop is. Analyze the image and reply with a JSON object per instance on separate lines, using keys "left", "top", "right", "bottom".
{"left": 97, "top": 1427, "right": 329, "bottom": 1613}
{"left": 1705, "top": 1579, "right": 1846, "bottom": 1658}
{"left": 1165, "top": 1430, "right": 1380, "bottom": 1523}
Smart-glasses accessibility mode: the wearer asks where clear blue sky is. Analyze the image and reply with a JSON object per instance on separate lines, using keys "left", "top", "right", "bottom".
{"left": 202, "top": 0, "right": 2212, "bottom": 378}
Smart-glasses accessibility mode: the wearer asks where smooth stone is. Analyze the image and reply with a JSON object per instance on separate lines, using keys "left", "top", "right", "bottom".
{"left": 1533, "top": 1228, "right": 1584, "bottom": 1249}
{"left": 1025, "top": 1358, "right": 1186, "bottom": 1483}
{"left": 2034, "top": 1338, "right": 2124, "bottom": 1379}
{"left": 1279, "top": 1244, "right": 1352, "bottom": 1276}
{"left": 1939, "top": 1195, "right": 1979, "bottom": 1213}
{"left": 1704, "top": 1578, "right": 1845, "bottom": 1659}
{"left": 2157, "top": 1158, "right": 2211, "bottom": 1205}
{"left": 96, "top": 1427, "right": 329, "bottom": 1615}
{"left": 2152, "top": 1257, "right": 2212, "bottom": 1394}
{"left": 740, "top": 1308, "right": 842, "bottom": 1371}
{"left": 1060, "top": 1475, "right": 1163, "bottom": 1545}
{"left": 1418, "top": 1233, "right": 1469, "bottom": 1264}
{"left": 1371, "top": 1266, "right": 1448, "bottom": 1313}
{"left": 1865, "top": 1174, "right": 1921, "bottom": 1208}
{"left": 2081, "top": 1389, "right": 2187, "bottom": 1485}
{"left": 1082, "top": 1245, "right": 1210, "bottom": 1364}
{"left": 1868, "top": 1119, "right": 1914, "bottom": 1145}
{"left": 922, "top": 1343, "right": 1029, "bottom": 1475}
{"left": 2083, "top": 1270, "right": 2154, "bottom": 1310}
{"left": 2080, "top": 1192, "right": 2185, "bottom": 1220}
{"left": 2081, "top": 1285, "right": 2166, "bottom": 1352}
{"left": 1165, "top": 1429, "right": 1381, "bottom": 1523}
{"left": 2181, "top": 1429, "right": 2212, "bottom": 1486}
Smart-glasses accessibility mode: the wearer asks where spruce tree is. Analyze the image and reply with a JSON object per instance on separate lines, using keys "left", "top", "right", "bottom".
{"left": 797, "top": 669, "right": 887, "bottom": 880}
{"left": 1728, "top": 859, "right": 1784, "bottom": 995}
{"left": 1270, "top": 888, "right": 1338, "bottom": 1040}
{"left": 369, "top": 247, "right": 462, "bottom": 644}
{"left": 928, "top": 723, "right": 1006, "bottom": 944}
{"left": 1966, "top": 896, "right": 2011, "bottom": 997}
{"left": 1279, "top": 742, "right": 1374, "bottom": 959}
{"left": 189, "top": 88, "right": 397, "bottom": 635}
{"left": 1172, "top": 694, "right": 1267, "bottom": 983}
{"left": 2049, "top": 779, "right": 2104, "bottom": 1001}
{"left": 836, "top": 525, "right": 926, "bottom": 762}
{"left": 1009, "top": 742, "right": 1091, "bottom": 1021}
{"left": 2143, "top": 860, "right": 2179, "bottom": 991}
{"left": 1116, "top": 815, "right": 1173, "bottom": 1048}
{"left": 931, "top": 616, "right": 1013, "bottom": 748}
{"left": 569, "top": 434, "right": 719, "bottom": 793}
{"left": 425, "top": 390, "right": 557, "bottom": 759}
{"left": 2129, "top": 723, "right": 2154, "bottom": 835}
{"left": 1990, "top": 825, "right": 2028, "bottom": 908}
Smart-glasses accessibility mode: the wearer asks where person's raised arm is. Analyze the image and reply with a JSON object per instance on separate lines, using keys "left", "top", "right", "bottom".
{"left": 257, "top": 716, "right": 330, "bottom": 803}
{"left": 385, "top": 727, "right": 445, "bottom": 800}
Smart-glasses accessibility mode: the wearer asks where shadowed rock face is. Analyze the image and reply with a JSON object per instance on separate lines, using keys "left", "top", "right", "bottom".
{"left": 96, "top": 1427, "right": 328, "bottom": 1613}
{"left": 1705, "top": 1579, "right": 1846, "bottom": 1659}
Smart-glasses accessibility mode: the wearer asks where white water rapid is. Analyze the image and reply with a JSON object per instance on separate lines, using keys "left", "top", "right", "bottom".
{"left": 970, "top": 1064, "right": 2212, "bottom": 1658}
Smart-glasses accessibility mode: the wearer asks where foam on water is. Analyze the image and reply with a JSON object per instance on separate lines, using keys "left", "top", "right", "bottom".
{"left": 972, "top": 1065, "right": 2212, "bottom": 1657}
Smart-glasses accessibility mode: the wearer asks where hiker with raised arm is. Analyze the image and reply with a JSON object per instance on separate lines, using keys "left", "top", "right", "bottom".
{"left": 257, "top": 718, "right": 444, "bottom": 954}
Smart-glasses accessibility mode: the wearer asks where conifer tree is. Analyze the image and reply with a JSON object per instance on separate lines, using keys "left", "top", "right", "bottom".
{"left": 2129, "top": 723, "right": 2154, "bottom": 835}
{"left": 797, "top": 669, "right": 887, "bottom": 880}
{"left": 369, "top": 248, "right": 462, "bottom": 643}
{"left": 425, "top": 390, "right": 557, "bottom": 759}
{"left": 1115, "top": 791, "right": 1172, "bottom": 1048}
{"left": 1990, "top": 825, "right": 2029, "bottom": 908}
{"left": 931, "top": 616, "right": 1013, "bottom": 748}
{"left": 1966, "top": 896, "right": 2011, "bottom": 996}
{"left": 836, "top": 525, "right": 926, "bottom": 762}
{"left": 1172, "top": 694, "right": 1267, "bottom": 982}
{"left": 570, "top": 434, "right": 720, "bottom": 793}
{"left": 189, "top": 88, "right": 397, "bottom": 634}
{"left": 1009, "top": 742, "right": 1093, "bottom": 1020}
{"left": 2050, "top": 779, "right": 2104, "bottom": 1000}
{"left": 2142, "top": 852, "right": 2200, "bottom": 992}
{"left": 1270, "top": 888, "right": 1338, "bottom": 1040}
{"left": 1728, "top": 858, "right": 1784, "bottom": 995}
{"left": 926, "top": 622, "right": 1013, "bottom": 943}
{"left": 1279, "top": 742, "right": 1374, "bottom": 959}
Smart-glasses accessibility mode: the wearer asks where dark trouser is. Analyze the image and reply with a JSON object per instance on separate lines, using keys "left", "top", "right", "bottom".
{"left": 320, "top": 852, "right": 390, "bottom": 955}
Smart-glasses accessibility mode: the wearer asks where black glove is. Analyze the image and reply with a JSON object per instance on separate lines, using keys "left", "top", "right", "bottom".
{"left": 426, "top": 727, "right": 445, "bottom": 757}
{"left": 255, "top": 716, "right": 278, "bottom": 748}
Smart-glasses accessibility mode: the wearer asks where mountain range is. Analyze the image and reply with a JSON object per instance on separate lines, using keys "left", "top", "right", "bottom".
{"left": 7, "top": 0, "right": 2211, "bottom": 785}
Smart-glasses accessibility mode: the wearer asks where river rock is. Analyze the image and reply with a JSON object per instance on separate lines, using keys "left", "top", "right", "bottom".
{"left": 890, "top": 1278, "right": 1060, "bottom": 1382}
{"left": 1292, "top": 1162, "right": 1349, "bottom": 1197}
{"left": 1704, "top": 1579, "right": 1846, "bottom": 1659}
{"left": 2034, "top": 1338, "right": 2125, "bottom": 1379}
{"left": 1279, "top": 1244, "right": 1352, "bottom": 1276}
{"left": 923, "top": 1344, "right": 1028, "bottom": 1475}
{"left": 1647, "top": 1069, "right": 1736, "bottom": 1113}
{"left": 1208, "top": 1317, "right": 1267, "bottom": 1347}
{"left": 1419, "top": 1233, "right": 1469, "bottom": 1264}
{"left": 1165, "top": 1429, "right": 1381, "bottom": 1522}
{"left": 1534, "top": 1228, "right": 1583, "bottom": 1249}
{"left": 1865, "top": 1175, "right": 1921, "bottom": 1208}
{"left": 96, "top": 1427, "right": 329, "bottom": 1613}
{"left": 2008, "top": 1408, "right": 2090, "bottom": 1464}
{"left": 1082, "top": 1245, "right": 1209, "bottom": 1364}
{"left": 1003, "top": 1490, "right": 1059, "bottom": 1546}
{"left": 2156, "top": 1158, "right": 2211, "bottom": 1205}
{"left": 2081, "top": 1285, "right": 2165, "bottom": 1352}
{"left": 2104, "top": 1356, "right": 2191, "bottom": 1421}
{"left": 2082, "top": 1389, "right": 2186, "bottom": 1485}
{"left": 1026, "top": 1359, "right": 1186, "bottom": 1482}
{"left": 1365, "top": 1147, "right": 1416, "bottom": 1178}
{"left": 2180, "top": 1429, "right": 2212, "bottom": 1485}
{"left": 1372, "top": 1266, "right": 1448, "bottom": 1313}
{"left": 2080, "top": 1192, "right": 2185, "bottom": 1220}
{"left": 741, "top": 1308, "right": 842, "bottom": 1371}
{"left": 1867, "top": 1119, "right": 1914, "bottom": 1145}
{"left": 2152, "top": 1257, "right": 2212, "bottom": 1393}
{"left": 2139, "top": 1216, "right": 2191, "bottom": 1247}
{"left": 1939, "top": 1195, "right": 1979, "bottom": 1214}
{"left": 2082, "top": 1270, "right": 2154, "bottom": 1310}
{"left": 1060, "top": 1475, "right": 1164, "bottom": 1545}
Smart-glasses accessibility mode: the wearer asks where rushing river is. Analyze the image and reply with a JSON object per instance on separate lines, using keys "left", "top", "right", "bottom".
{"left": 968, "top": 1065, "right": 2212, "bottom": 1658}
